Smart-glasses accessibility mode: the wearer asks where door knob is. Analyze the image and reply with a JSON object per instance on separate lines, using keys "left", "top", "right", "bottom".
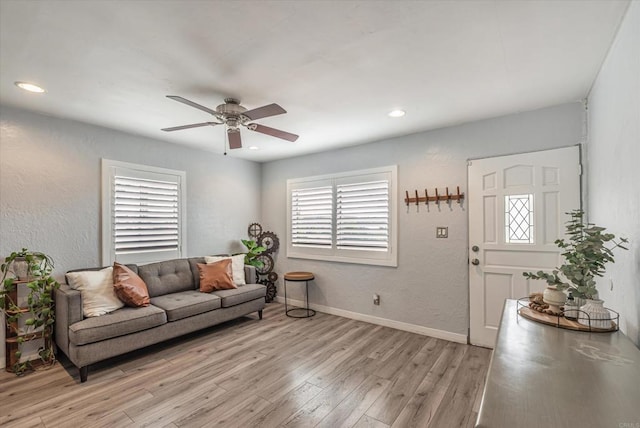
{"left": 471, "top": 258, "right": 480, "bottom": 266}
{"left": 472, "top": 245, "right": 479, "bottom": 252}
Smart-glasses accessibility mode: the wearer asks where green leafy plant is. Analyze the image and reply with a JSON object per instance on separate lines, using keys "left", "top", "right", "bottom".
{"left": 241, "top": 239, "right": 266, "bottom": 268}
{"left": 1, "top": 249, "right": 60, "bottom": 375}
{"left": 523, "top": 210, "right": 628, "bottom": 299}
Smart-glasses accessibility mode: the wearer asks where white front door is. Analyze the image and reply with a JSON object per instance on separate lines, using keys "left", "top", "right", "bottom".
{"left": 468, "top": 146, "right": 581, "bottom": 348}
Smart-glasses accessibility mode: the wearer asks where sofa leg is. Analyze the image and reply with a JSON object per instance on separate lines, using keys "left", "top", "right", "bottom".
{"left": 79, "top": 366, "right": 88, "bottom": 383}
{"left": 258, "top": 310, "right": 263, "bottom": 320}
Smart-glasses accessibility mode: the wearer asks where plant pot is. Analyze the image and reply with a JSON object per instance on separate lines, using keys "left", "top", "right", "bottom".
{"left": 543, "top": 285, "right": 566, "bottom": 315}
{"left": 578, "top": 299, "right": 612, "bottom": 329}
{"left": 12, "top": 257, "right": 29, "bottom": 280}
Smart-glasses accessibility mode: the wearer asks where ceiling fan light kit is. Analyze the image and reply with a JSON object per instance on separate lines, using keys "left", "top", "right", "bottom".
{"left": 162, "top": 96, "right": 299, "bottom": 151}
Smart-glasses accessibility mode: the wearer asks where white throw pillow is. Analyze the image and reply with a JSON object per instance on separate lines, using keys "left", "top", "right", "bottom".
{"left": 204, "top": 254, "right": 246, "bottom": 285}
{"left": 66, "top": 267, "right": 124, "bottom": 317}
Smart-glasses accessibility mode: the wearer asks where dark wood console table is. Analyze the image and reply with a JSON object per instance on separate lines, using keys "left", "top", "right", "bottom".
{"left": 476, "top": 299, "right": 640, "bottom": 427}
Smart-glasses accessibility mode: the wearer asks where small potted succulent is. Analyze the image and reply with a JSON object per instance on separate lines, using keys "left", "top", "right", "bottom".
{"left": 523, "top": 210, "right": 628, "bottom": 327}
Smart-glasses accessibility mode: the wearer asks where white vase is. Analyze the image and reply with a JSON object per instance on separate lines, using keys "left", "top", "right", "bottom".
{"left": 578, "top": 299, "right": 612, "bottom": 329}
{"left": 543, "top": 286, "right": 566, "bottom": 315}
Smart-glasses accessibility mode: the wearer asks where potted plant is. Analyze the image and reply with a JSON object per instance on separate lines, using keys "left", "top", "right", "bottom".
{"left": 523, "top": 210, "right": 628, "bottom": 326}
{"left": 241, "top": 239, "right": 266, "bottom": 268}
{"left": 0, "top": 249, "right": 60, "bottom": 375}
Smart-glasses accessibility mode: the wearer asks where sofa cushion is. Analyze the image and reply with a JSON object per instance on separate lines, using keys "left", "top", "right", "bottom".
{"left": 212, "top": 283, "right": 266, "bottom": 308}
{"left": 205, "top": 254, "right": 246, "bottom": 285}
{"left": 138, "top": 259, "right": 195, "bottom": 297}
{"left": 66, "top": 267, "right": 125, "bottom": 317}
{"left": 113, "top": 262, "right": 150, "bottom": 307}
{"left": 150, "top": 291, "right": 222, "bottom": 321}
{"left": 66, "top": 264, "right": 138, "bottom": 283}
{"left": 198, "top": 260, "right": 236, "bottom": 292}
{"left": 188, "top": 257, "right": 206, "bottom": 290}
{"left": 69, "top": 305, "right": 167, "bottom": 345}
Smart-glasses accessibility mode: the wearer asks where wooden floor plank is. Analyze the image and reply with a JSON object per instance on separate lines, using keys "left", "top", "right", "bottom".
{"left": 0, "top": 303, "right": 489, "bottom": 428}
{"left": 315, "top": 374, "right": 390, "bottom": 428}
{"left": 86, "top": 411, "right": 136, "bottom": 428}
{"left": 281, "top": 362, "right": 370, "bottom": 428}
{"left": 246, "top": 382, "right": 324, "bottom": 428}
{"left": 424, "top": 345, "right": 491, "bottom": 428}
{"left": 124, "top": 376, "right": 225, "bottom": 425}
{"left": 173, "top": 388, "right": 269, "bottom": 428}
{"left": 353, "top": 414, "right": 391, "bottom": 428}
{"left": 1, "top": 415, "right": 45, "bottom": 428}
{"left": 375, "top": 334, "right": 429, "bottom": 380}
{"left": 366, "top": 338, "right": 447, "bottom": 424}
{"left": 389, "top": 342, "right": 468, "bottom": 428}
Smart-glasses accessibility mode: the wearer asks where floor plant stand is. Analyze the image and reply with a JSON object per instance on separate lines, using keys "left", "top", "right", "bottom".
{"left": 3, "top": 280, "right": 54, "bottom": 373}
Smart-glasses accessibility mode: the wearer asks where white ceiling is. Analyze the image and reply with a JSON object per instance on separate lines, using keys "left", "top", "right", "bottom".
{"left": 0, "top": 0, "right": 630, "bottom": 162}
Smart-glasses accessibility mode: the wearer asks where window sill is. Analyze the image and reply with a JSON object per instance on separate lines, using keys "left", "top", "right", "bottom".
{"left": 287, "top": 251, "right": 397, "bottom": 267}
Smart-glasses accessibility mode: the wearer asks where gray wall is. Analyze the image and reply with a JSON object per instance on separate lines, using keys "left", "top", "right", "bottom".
{"left": 0, "top": 106, "right": 262, "bottom": 366}
{"left": 587, "top": 1, "right": 639, "bottom": 346}
{"left": 262, "top": 102, "right": 585, "bottom": 337}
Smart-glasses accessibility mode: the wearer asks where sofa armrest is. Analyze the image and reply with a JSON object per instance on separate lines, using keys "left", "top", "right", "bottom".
{"left": 54, "top": 284, "right": 83, "bottom": 356}
{"left": 244, "top": 265, "right": 257, "bottom": 284}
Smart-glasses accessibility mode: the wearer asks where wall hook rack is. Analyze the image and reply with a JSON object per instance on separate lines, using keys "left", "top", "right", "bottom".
{"left": 404, "top": 186, "right": 464, "bottom": 206}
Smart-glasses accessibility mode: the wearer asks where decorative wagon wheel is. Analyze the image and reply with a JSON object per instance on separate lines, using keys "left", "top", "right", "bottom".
{"left": 248, "top": 222, "right": 263, "bottom": 239}
{"left": 258, "top": 231, "right": 280, "bottom": 254}
{"left": 267, "top": 271, "right": 278, "bottom": 282}
{"left": 255, "top": 254, "right": 274, "bottom": 274}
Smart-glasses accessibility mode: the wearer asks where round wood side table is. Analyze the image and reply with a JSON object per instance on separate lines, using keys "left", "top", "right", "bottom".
{"left": 283, "top": 271, "right": 316, "bottom": 318}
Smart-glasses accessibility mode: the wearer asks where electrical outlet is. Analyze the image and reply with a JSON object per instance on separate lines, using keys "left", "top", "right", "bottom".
{"left": 373, "top": 293, "right": 380, "bottom": 305}
{"left": 436, "top": 227, "right": 448, "bottom": 238}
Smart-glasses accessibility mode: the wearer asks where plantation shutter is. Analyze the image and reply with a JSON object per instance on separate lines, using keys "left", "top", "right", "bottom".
{"left": 336, "top": 180, "right": 389, "bottom": 251}
{"left": 287, "top": 165, "right": 397, "bottom": 267}
{"left": 102, "top": 160, "right": 186, "bottom": 265}
{"left": 290, "top": 185, "right": 333, "bottom": 248}
{"left": 113, "top": 175, "right": 179, "bottom": 256}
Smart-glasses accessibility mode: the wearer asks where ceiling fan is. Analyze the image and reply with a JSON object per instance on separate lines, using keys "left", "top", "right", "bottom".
{"left": 161, "top": 96, "right": 299, "bottom": 150}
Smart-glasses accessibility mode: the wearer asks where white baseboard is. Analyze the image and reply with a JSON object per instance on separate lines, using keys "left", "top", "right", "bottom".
{"left": 273, "top": 296, "right": 468, "bottom": 344}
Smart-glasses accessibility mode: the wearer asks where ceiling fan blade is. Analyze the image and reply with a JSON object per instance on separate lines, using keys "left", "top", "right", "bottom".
{"left": 228, "top": 129, "right": 242, "bottom": 149}
{"left": 161, "top": 122, "right": 218, "bottom": 132}
{"left": 248, "top": 123, "right": 299, "bottom": 142}
{"left": 166, "top": 95, "right": 218, "bottom": 116}
{"left": 243, "top": 103, "right": 286, "bottom": 121}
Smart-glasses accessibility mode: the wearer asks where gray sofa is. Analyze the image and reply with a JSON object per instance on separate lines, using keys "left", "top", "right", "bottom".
{"left": 54, "top": 257, "right": 266, "bottom": 382}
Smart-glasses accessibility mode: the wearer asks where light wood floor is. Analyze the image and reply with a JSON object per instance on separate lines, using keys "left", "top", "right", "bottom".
{"left": 0, "top": 303, "right": 490, "bottom": 428}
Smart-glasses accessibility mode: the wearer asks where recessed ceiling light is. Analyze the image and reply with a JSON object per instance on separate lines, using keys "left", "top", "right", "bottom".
{"left": 248, "top": 146, "right": 259, "bottom": 150}
{"left": 15, "top": 81, "right": 46, "bottom": 93}
{"left": 388, "top": 109, "right": 405, "bottom": 118}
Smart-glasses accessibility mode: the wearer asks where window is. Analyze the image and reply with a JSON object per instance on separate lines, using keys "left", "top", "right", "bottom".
{"left": 505, "top": 194, "right": 534, "bottom": 244}
{"left": 291, "top": 185, "right": 333, "bottom": 248}
{"left": 102, "top": 159, "right": 186, "bottom": 265}
{"left": 287, "top": 166, "right": 397, "bottom": 266}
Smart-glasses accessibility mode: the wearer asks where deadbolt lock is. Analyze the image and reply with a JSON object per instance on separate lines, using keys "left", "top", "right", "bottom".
{"left": 472, "top": 245, "right": 479, "bottom": 252}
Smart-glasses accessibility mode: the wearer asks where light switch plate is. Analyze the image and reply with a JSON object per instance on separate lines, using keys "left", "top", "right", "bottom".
{"left": 436, "top": 227, "right": 448, "bottom": 238}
